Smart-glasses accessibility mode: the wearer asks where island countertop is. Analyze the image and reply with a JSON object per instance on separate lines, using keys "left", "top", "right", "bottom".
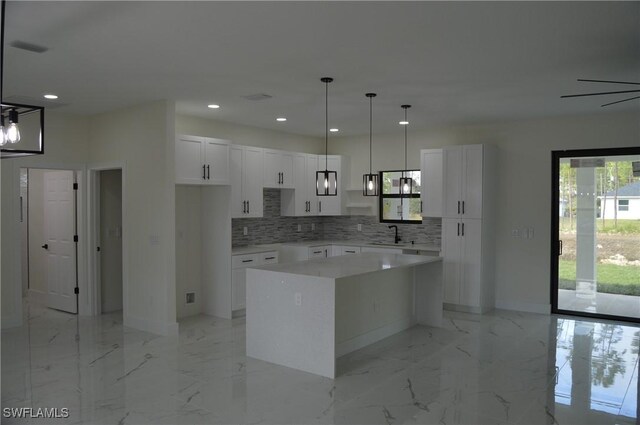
{"left": 248, "top": 252, "right": 441, "bottom": 280}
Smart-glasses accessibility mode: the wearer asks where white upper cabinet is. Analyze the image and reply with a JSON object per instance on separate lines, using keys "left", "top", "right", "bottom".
{"left": 281, "top": 153, "right": 319, "bottom": 216}
{"left": 231, "top": 145, "right": 264, "bottom": 218}
{"left": 442, "top": 145, "right": 484, "bottom": 219}
{"left": 264, "top": 150, "right": 295, "bottom": 189}
{"left": 176, "top": 135, "right": 230, "bottom": 185}
{"left": 420, "top": 149, "right": 443, "bottom": 217}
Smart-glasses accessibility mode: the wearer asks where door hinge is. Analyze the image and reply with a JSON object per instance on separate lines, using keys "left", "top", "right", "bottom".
{"left": 74, "top": 287, "right": 79, "bottom": 295}
{"left": 73, "top": 183, "right": 78, "bottom": 190}
{"left": 74, "top": 235, "right": 79, "bottom": 242}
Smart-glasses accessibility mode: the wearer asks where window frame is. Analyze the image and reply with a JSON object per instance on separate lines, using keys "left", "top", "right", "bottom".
{"left": 378, "top": 169, "right": 422, "bottom": 224}
{"left": 617, "top": 199, "right": 629, "bottom": 211}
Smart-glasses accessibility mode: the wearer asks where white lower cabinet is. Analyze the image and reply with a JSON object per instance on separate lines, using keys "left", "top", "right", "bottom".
{"left": 442, "top": 218, "right": 486, "bottom": 311}
{"left": 333, "top": 245, "right": 361, "bottom": 256}
{"left": 308, "top": 245, "right": 332, "bottom": 258}
{"left": 231, "top": 251, "right": 278, "bottom": 312}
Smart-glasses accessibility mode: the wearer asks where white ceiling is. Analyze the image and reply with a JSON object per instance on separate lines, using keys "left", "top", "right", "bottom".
{"left": 4, "top": 1, "right": 639, "bottom": 137}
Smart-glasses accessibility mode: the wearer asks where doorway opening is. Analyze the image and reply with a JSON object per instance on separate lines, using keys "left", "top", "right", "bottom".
{"left": 551, "top": 147, "right": 640, "bottom": 322}
{"left": 21, "top": 168, "right": 79, "bottom": 314}
{"left": 92, "top": 169, "right": 123, "bottom": 316}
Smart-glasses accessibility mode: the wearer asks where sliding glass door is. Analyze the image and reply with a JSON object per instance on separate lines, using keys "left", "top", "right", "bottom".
{"left": 552, "top": 147, "right": 640, "bottom": 322}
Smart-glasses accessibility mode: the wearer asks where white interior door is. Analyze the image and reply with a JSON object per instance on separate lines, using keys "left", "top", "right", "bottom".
{"left": 44, "top": 170, "right": 77, "bottom": 313}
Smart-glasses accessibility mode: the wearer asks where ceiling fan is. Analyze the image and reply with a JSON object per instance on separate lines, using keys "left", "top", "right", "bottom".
{"left": 561, "top": 79, "right": 640, "bottom": 107}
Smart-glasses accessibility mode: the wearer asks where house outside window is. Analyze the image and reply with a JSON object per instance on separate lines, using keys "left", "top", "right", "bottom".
{"left": 379, "top": 170, "right": 421, "bottom": 223}
{"left": 618, "top": 199, "right": 629, "bottom": 211}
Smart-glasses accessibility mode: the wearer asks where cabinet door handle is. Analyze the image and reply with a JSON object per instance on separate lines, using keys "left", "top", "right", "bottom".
{"left": 264, "top": 256, "right": 276, "bottom": 260}
{"left": 203, "top": 164, "right": 206, "bottom": 180}
{"left": 207, "top": 164, "right": 210, "bottom": 180}
{"left": 457, "top": 201, "right": 460, "bottom": 214}
{"left": 247, "top": 200, "right": 250, "bottom": 214}
{"left": 242, "top": 259, "right": 253, "bottom": 263}
{"left": 457, "top": 223, "right": 460, "bottom": 236}
{"left": 313, "top": 250, "right": 322, "bottom": 254}
{"left": 319, "top": 201, "right": 322, "bottom": 213}
{"left": 345, "top": 250, "right": 356, "bottom": 253}
{"left": 242, "top": 201, "right": 246, "bottom": 213}
{"left": 462, "top": 201, "right": 465, "bottom": 214}
{"left": 462, "top": 222, "right": 465, "bottom": 236}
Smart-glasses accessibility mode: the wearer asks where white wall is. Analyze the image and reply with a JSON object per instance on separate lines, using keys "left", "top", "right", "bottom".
{"left": 89, "top": 101, "right": 177, "bottom": 335}
{"left": 600, "top": 197, "right": 639, "bottom": 220}
{"left": 176, "top": 114, "right": 323, "bottom": 154}
{"left": 329, "top": 111, "right": 640, "bottom": 314}
{"left": 175, "top": 185, "right": 202, "bottom": 318}
{"left": 100, "top": 169, "right": 123, "bottom": 313}
{"left": 1, "top": 112, "right": 90, "bottom": 328}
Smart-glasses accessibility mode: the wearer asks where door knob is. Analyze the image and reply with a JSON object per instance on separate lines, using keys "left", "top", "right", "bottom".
{"left": 41, "top": 244, "right": 49, "bottom": 250}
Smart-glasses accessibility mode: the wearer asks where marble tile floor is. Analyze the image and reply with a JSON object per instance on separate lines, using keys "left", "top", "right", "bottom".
{"left": 1, "top": 301, "right": 638, "bottom": 425}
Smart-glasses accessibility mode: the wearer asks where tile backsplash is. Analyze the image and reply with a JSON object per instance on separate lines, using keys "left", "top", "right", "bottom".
{"left": 232, "top": 189, "right": 441, "bottom": 247}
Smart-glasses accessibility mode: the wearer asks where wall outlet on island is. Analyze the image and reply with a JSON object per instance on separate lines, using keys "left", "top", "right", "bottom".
{"left": 243, "top": 227, "right": 248, "bottom": 236}
{"left": 311, "top": 223, "right": 315, "bottom": 231}
{"left": 357, "top": 224, "right": 362, "bottom": 232}
{"left": 295, "top": 292, "right": 302, "bottom": 306}
{"left": 297, "top": 224, "right": 302, "bottom": 232}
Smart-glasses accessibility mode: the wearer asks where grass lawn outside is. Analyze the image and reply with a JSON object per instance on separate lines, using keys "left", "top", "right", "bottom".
{"left": 559, "top": 259, "right": 640, "bottom": 296}
{"left": 559, "top": 218, "right": 640, "bottom": 235}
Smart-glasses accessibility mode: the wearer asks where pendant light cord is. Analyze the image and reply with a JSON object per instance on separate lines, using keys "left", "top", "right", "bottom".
{"left": 369, "top": 95, "right": 373, "bottom": 174}
{"left": 325, "top": 79, "right": 328, "bottom": 171}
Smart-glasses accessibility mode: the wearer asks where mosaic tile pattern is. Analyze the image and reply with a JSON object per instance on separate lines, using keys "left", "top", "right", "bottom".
{"left": 232, "top": 189, "right": 441, "bottom": 247}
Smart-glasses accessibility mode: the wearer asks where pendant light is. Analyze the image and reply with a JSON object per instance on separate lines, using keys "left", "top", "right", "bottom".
{"left": 316, "top": 77, "right": 337, "bottom": 196}
{"left": 0, "top": 0, "right": 45, "bottom": 156}
{"left": 398, "top": 104, "right": 412, "bottom": 196}
{"left": 362, "top": 93, "right": 379, "bottom": 196}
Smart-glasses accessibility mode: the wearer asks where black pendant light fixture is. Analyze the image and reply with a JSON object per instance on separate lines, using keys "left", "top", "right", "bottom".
{"left": 1, "top": 0, "right": 45, "bottom": 157}
{"left": 362, "top": 93, "right": 379, "bottom": 196}
{"left": 398, "top": 104, "right": 412, "bottom": 196}
{"left": 316, "top": 77, "right": 337, "bottom": 196}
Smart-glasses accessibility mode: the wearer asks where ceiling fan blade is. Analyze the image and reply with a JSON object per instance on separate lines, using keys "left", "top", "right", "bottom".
{"left": 601, "top": 95, "right": 640, "bottom": 107}
{"left": 577, "top": 79, "right": 640, "bottom": 86}
{"left": 561, "top": 89, "right": 640, "bottom": 98}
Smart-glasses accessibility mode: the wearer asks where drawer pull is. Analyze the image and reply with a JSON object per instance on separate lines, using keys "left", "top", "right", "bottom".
{"left": 345, "top": 250, "right": 356, "bottom": 253}
{"left": 242, "top": 259, "right": 253, "bottom": 263}
{"left": 312, "top": 250, "right": 322, "bottom": 254}
{"left": 264, "top": 256, "right": 276, "bottom": 260}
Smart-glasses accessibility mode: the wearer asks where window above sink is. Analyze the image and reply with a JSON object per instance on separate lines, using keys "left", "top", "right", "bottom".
{"left": 379, "top": 170, "right": 422, "bottom": 223}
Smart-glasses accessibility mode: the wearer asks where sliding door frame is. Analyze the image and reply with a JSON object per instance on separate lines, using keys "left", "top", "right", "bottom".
{"left": 551, "top": 146, "right": 640, "bottom": 323}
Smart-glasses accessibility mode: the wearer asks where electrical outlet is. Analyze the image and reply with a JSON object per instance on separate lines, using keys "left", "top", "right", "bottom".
{"left": 243, "top": 227, "right": 248, "bottom": 236}
{"left": 357, "top": 224, "right": 362, "bottom": 231}
{"left": 311, "top": 223, "right": 315, "bottom": 231}
{"left": 297, "top": 224, "right": 302, "bottom": 232}
{"left": 186, "top": 292, "right": 195, "bottom": 304}
{"left": 512, "top": 229, "right": 520, "bottom": 238}
{"left": 528, "top": 227, "right": 535, "bottom": 239}
{"left": 295, "top": 292, "right": 302, "bottom": 306}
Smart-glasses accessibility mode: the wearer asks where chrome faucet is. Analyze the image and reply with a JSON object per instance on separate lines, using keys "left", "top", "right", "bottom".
{"left": 388, "top": 225, "right": 401, "bottom": 244}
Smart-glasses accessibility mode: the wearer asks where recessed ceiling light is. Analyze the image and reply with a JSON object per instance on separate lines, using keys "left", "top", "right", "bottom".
{"left": 207, "top": 104, "right": 220, "bottom": 109}
{"left": 276, "top": 117, "right": 287, "bottom": 122}
{"left": 330, "top": 128, "right": 339, "bottom": 132}
{"left": 43, "top": 94, "right": 58, "bottom": 100}
{"left": 399, "top": 121, "right": 409, "bottom": 125}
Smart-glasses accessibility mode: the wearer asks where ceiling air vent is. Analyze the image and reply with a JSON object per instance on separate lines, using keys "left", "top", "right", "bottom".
{"left": 10, "top": 40, "right": 49, "bottom": 54}
{"left": 242, "top": 93, "right": 272, "bottom": 101}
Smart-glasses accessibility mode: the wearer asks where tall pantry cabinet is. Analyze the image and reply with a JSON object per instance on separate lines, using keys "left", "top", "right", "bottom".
{"left": 427, "top": 144, "right": 496, "bottom": 313}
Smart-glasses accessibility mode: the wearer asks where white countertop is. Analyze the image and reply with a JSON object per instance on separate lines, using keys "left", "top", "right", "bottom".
{"left": 248, "top": 252, "right": 442, "bottom": 279}
{"left": 233, "top": 240, "right": 440, "bottom": 255}
{"left": 231, "top": 244, "right": 282, "bottom": 255}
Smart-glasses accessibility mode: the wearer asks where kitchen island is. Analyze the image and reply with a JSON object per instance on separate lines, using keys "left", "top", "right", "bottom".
{"left": 246, "top": 252, "right": 442, "bottom": 378}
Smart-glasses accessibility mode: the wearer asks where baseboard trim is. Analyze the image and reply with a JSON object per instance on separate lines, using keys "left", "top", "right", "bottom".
{"left": 336, "top": 315, "right": 415, "bottom": 358}
{"left": 124, "top": 315, "right": 179, "bottom": 336}
{"left": 443, "top": 303, "right": 485, "bottom": 314}
{"left": 495, "top": 300, "right": 551, "bottom": 315}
